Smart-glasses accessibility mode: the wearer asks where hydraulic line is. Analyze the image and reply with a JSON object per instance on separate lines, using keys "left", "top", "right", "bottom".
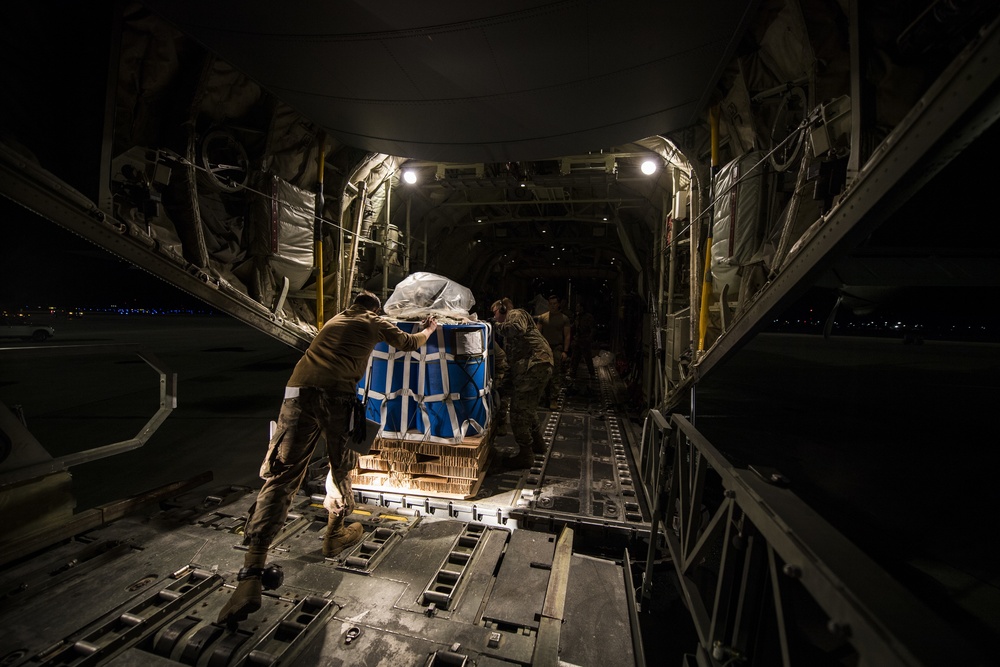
{"left": 382, "top": 179, "right": 390, "bottom": 301}
{"left": 314, "top": 132, "right": 326, "bottom": 327}
{"left": 697, "top": 106, "right": 720, "bottom": 352}
{"left": 344, "top": 180, "right": 369, "bottom": 307}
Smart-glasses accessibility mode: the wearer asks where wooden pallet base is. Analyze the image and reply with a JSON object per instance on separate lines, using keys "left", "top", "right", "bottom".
{"left": 349, "top": 423, "right": 496, "bottom": 499}
{"left": 350, "top": 467, "right": 489, "bottom": 500}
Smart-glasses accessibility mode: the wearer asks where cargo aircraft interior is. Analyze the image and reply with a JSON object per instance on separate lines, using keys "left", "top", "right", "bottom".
{"left": 1, "top": 1, "right": 999, "bottom": 665}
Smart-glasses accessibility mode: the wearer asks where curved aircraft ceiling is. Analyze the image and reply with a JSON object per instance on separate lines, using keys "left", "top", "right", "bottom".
{"left": 141, "top": 0, "right": 755, "bottom": 163}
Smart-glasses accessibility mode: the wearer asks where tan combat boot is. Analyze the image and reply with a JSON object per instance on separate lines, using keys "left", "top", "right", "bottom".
{"left": 217, "top": 545, "right": 267, "bottom": 625}
{"left": 322, "top": 513, "right": 364, "bottom": 557}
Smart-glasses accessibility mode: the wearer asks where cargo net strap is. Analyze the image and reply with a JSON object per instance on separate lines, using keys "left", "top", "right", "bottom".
{"left": 362, "top": 325, "right": 493, "bottom": 444}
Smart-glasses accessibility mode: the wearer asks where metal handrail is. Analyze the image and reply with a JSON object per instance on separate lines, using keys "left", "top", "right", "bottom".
{"left": 0, "top": 344, "right": 176, "bottom": 487}
{"left": 639, "top": 411, "right": 987, "bottom": 666}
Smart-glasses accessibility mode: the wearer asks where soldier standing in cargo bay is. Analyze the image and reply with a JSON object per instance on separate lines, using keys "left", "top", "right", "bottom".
{"left": 490, "top": 297, "right": 515, "bottom": 434}
{"left": 537, "top": 294, "right": 571, "bottom": 410}
{"left": 493, "top": 303, "right": 553, "bottom": 468}
{"left": 218, "top": 291, "right": 437, "bottom": 626}
{"left": 569, "top": 299, "right": 597, "bottom": 390}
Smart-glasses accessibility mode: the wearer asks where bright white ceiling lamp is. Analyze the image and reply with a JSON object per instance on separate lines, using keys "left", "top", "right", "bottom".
{"left": 641, "top": 160, "right": 657, "bottom": 175}
{"left": 403, "top": 170, "right": 417, "bottom": 184}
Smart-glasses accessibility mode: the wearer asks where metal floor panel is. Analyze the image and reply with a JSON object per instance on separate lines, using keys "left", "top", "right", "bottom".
{"left": 388, "top": 524, "right": 508, "bottom": 623}
{"left": 481, "top": 529, "right": 556, "bottom": 630}
{"left": 561, "top": 554, "right": 636, "bottom": 667}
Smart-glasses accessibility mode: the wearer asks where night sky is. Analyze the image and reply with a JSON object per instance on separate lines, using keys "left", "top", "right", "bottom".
{"left": 0, "top": 196, "right": 206, "bottom": 311}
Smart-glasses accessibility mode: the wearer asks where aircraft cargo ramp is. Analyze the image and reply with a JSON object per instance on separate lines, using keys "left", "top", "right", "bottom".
{"left": 0, "top": 493, "right": 640, "bottom": 667}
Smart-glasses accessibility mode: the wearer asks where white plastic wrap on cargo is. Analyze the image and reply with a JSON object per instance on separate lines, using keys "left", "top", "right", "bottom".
{"left": 711, "top": 151, "right": 766, "bottom": 297}
{"left": 269, "top": 176, "right": 315, "bottom": 292}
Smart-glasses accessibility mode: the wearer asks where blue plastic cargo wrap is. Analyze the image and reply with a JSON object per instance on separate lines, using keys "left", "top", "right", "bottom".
{"left": 357, "top": 321, "right": 495, "bottom": 444}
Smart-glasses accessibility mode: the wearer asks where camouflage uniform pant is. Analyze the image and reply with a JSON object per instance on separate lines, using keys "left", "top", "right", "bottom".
{"left": 542, "top": 344, "right": 564, "bottom": 403}
{"left": 244, "top": 387, "right": 358, "bottom": 547}
{"left": 495, "top": 389, "right": 512, "bottom": 428}
{"left": 510, "top": 363, "right": 552, "bottom": 449}
{"left": 495, "top": 367, "right": 512, "bottom": 428}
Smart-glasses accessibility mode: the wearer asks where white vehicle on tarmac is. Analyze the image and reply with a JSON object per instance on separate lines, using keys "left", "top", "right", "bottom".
{"left": 0, "top": 317, "right": 55, "bottom": 342}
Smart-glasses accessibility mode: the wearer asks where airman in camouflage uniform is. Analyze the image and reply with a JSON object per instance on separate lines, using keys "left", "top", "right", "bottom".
{"left": 493, "top": 304, "right": 553, "bottom": 468}
{"left": 569, "top": 299, "right": 596, "bottom": 390}
{"left": 537, "top": 294, "right": 571, "bottom": 409}
{"left": 492, "top": 337, "right": 511, "bottom": 435}
{"left": 490, "top": 298, "right": 514, "bottom": 435}
{"left": 218, "top": 291, "right": 437, "bottom": 627}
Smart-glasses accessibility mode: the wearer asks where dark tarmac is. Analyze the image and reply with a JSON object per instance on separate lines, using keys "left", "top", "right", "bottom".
{"left": 0, "top": 314, "right": 300, "bottom": 511}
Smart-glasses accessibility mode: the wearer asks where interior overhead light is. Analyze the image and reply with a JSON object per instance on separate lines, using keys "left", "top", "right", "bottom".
{"left": 641, "top": 160, "right": 657, "bottom": 175}
{"left": 403, "top": 170, "right": 417, "bottom": 184}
